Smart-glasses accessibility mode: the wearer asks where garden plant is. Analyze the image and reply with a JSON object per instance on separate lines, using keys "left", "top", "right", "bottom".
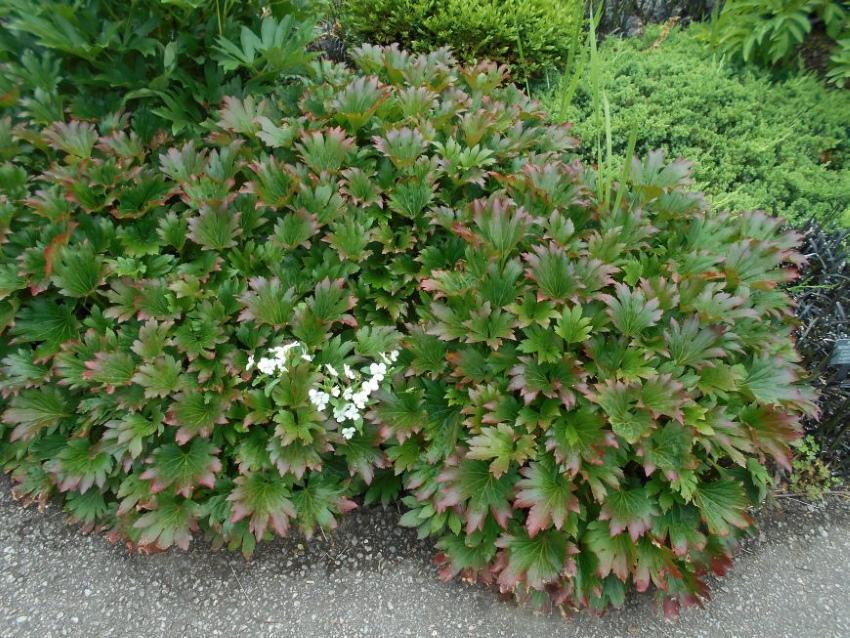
{"left": 0, "top": 0, "right": 825, "bottom": 619}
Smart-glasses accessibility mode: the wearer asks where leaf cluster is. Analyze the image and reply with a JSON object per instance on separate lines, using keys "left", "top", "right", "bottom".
{"left": 0, "top": 25, "right": 817, "bottom": 617}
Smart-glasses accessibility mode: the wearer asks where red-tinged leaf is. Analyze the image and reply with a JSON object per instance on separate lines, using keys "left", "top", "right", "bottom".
{"left": 467, "top": 423, "right": 535, "bottom": 478}
{"left": 238, "top": 277, "right": 297, "bottom": 326}
{"left": 435, "top": 459, "right": 516, "bottom": 534}
{"left": 522, "top": 242, "right": 578, "bottom": 301}
{"left": 508, "top": 356, "right": 586, "bottom": 408}
{"left": 133, "top": 495, "right": 200, "bottom": 551}
{"left": 598, "top": 283, "right": 662, "bottom": 338}
{"left": 598, "top": 485, "right": 657, "bottom": 541}
{"left": 514, "top": 457, "right": 579, "bottom": 537}
{"left": 740, "top": 405, "right": 802, "bottom": 472}
{"left": 495, "top": 529, "right": 570, "bottom": 591}
{"left": 633, "top": 537, "right": 680, "bottom": 593}
{"left": 228, "top": 472, "right": 297, "bottom": 541}
{"left": 583, "top": 519, "right": 633, "bottom": 581}
{"left": 637, "top": 373, "right": 689, "bottom": 423}
{"left": 545, "top": 405, "right": 618, "bottom": 475}
{"left": 693, "top": 480, "right": 753, "bottom": 536}
{"left": 165, "top": 392, "right": 230, "bottom": 444}
{"left": 741, "top": 356, "right": 819, "bottom": 416}
{"left": 652, "top": 505, "right": 707, "bottom": 557}
{"left": 140, "top": 439, "right": 222, "bottom": 497}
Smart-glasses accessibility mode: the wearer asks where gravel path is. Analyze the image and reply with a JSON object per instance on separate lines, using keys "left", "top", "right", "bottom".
{"left": 1, "top": 480, "right": 848, "bottom": 638}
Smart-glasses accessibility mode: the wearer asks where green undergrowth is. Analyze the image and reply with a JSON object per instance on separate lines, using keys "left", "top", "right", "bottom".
{"left": 544, "top": 24, "right": 850, "bottom": 226}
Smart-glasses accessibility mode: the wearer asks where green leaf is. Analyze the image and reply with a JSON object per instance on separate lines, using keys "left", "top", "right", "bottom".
{"left": 600, "top": 283, "right": 662, "bottom": 338}
{"left": 187, "top": 204, "right": 241, "bottom": 251}
{"left": 228, "top": 472, "right": 296, "bottom": 540}
{"left": 555, "top": 304, "right": 592, "bottom": 343}
{"left": 11, "top": 299, "right": 79, "bottom": 350}
{"left": 467, "top": 423, "right": 535, "bottom": 478}
{"left": 436, "top": 460, "right": 517, "bottom": 533}
{"left": 693, "top": 479, "right": 752, "bottom": 536}
{"left": 132, "top": 355, "right": 184, "bottom": 399}
{"left": 599, "top": 485, "right": 657, "bottom": 541}
{"left": 46, "top": 438, "right": 113, "bottom": 493}
{"left": 495, "top": 528, "right": 570, "bottom": 590}
{"left": 651, "top": 505, "right": 707, "bottom": 556}
{"left": 134, "top": 494, "right": 200, "bottom": 550}
{"left": 166, "top": 393, "right": 228, "bottom": 444}
{"left": 141, "top": 439, "right": 222, "bottom": 497}
{"left": 291, "top": 474, "right": 356, "bottom": 539}
{"left": 514, "top": 457, "right": 579, "bottom": 537}
{"left": 3, "top": 388, "right": 71, "bottom": 442}
{"left": 518, "top": 324, "right": 563, "bottom": 363}
{"left": 583, "top": 519, "right": 633, "bottom": 581}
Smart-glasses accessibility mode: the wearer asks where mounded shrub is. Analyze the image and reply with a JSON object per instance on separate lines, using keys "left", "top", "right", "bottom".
{"left": 337, "top": 0, "right": 584, "bottom": 82}
{"left": 0, "top": 14, "right": 816, "bottom": 617}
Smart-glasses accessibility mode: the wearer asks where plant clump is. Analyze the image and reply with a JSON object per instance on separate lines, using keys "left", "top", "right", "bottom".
{"left": 0, "top": 11, "right": 816, "bottom": 616}
{"left": 337, "top": 0, "right": 584, "bottom": 82}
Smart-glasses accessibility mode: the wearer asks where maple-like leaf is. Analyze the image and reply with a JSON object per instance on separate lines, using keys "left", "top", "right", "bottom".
{"left": 228, "top": 472, "right": 297, "bottom": 541}
{"left": 599, "top": 283, "right": 662, "bottom": 338}
{"left": 165, "top": 392, "right": 230, "bottom": 444}
{"left": 495, "top": 528, "right": 572, "bottom": 591}
{"left": 467, "top": 423, "right": 535, "bottom": 478}
{"left": 140, "top": 439, "right": 222, "bottom": 497}
{"left": 522, "top": 243, "right": 578, "bottom": 301}
{"left": 514, "top": 457, "right": 580, "bottom": 537}
{"left": 598, "top": 485, "right": 657, "bottom": 541}
{"left": 134, "top": 494, "right": 201, "bottom": 550}
{"left": 508, "top": 356, "right": 586, "bottom": 408}
{"left": 436, "top": 459, "right": 517, "bottom": 534}
{"left": 693, "top": 479, "right": 753, "bottom": 536}
{"left": 583, "top": 519, "right": 633, "bottom": 581}
{"left": 545, "top": 405, "right": 618, "bottom": 475}
{"left": 651, "top": 505, "right": 707, "bottom": 556}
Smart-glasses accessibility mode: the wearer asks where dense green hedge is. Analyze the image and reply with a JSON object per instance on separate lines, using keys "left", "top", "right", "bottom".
{"left": 546, "top": 25, "right": 850, "bottom": 226}
{"left": 338, "top": 0, "right": 583, "bottom": 82}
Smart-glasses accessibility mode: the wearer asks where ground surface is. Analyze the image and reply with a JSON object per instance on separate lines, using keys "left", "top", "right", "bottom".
{"left": 1, "top": 479, "right": 848, "bottom": 638}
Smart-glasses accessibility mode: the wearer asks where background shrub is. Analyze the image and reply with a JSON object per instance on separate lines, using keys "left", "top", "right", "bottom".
{"left": 545, "top": 24, "right": 850, "bottom": 226}
{"left": 710, "top": 0, "right": 850, "bottom": 86}
{"left": 0, "top": 0, "right": 318, "bottom": 134}
{"left": 337, "top": 0, "right": 583, "bottom": 82}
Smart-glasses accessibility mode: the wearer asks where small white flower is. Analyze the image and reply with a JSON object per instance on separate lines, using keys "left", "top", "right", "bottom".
{"left": 389, "top": 350, "right": 399, "bottom": 362}
{"left": 246, "top": 354, "right": 255, "bottom": 371}
{"left": 342, "top": 387, "right": 353, "bottom": 400}
{"left": 257, "top": 357, "right": 278, "bottom": 375}
{"left": 325, "top": 364, "right": 339, "bottom": 377}
{"left": 341, "top": 426, "right": 356, "bottom": 440}
{"left": 369, "top": 362, "right": 387, "bottom": 378}
{"left": 343, "top": 364, "right": 356, "bottom": 380}
{"left": 301, "top": 353, "right": 314, "bottom": 362}
{"left": 352, "top": 391, "right": 368, "bottom": 409}
{"left": 308, "top": 388, "right": 329, "bottom": 410}
{"left": 330, "top": 385, "right": 340, "bottom": 397}
{"left": 363, "top": 378, "right": 379, "bottom": 394}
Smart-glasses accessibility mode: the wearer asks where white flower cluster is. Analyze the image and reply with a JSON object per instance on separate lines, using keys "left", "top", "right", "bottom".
{"left": 319, "top": 351, "right": 399, "bottom": 438}
{"left": 247, "top": 341, "right": 313, "bottom": 376}
{"left": 247, "top": 341, "right": 399, "bottom": 442}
